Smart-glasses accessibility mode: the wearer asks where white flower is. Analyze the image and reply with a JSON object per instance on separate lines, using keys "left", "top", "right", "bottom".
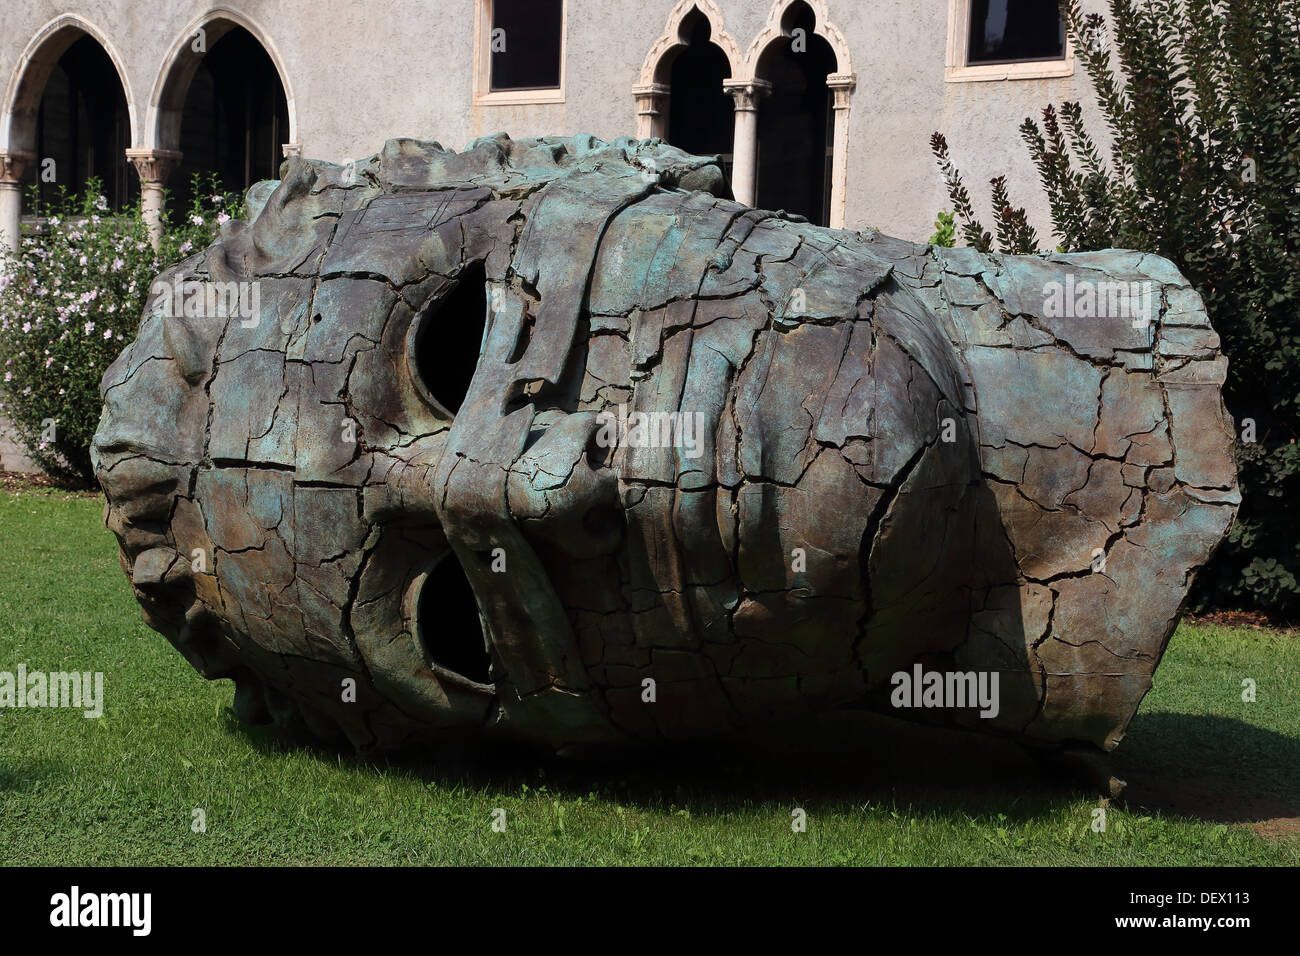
{"left": 190, "top": 214, "right": 205, "bottom": 226}
{"left": 111, "top": 257, "right": 124, "bottom": 271}
{"left": 178, "top": 241, "right": 193, "bottom": 255}
{"left": 44, "top": 357, "right": 53, "bottom": 368}
{"left": 84, "top": 321, "right": 95, "bottom": 334}
{"left": 216, "top": 212, "right": 230, "bottom": 225}
{"left": 103, "top": 328, "right": 112, "bottom": 339}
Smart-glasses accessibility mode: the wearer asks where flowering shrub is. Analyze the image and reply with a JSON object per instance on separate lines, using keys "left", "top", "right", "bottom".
{"left": 0, "top": 175, "right": 243, "bottom": 484}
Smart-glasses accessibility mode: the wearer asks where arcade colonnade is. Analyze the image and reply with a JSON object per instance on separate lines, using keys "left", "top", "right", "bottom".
{"left": 634, "top": 0, "right": 855, "bottom": 228}
{"left": 0, "top": 9, "right": 295, "bottom": 253}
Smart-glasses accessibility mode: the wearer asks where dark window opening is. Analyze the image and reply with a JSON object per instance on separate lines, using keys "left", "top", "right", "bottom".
{"left": 23, "top": 35, "right": 135, "bottom": 214}
{"left": 416, "top": 559, "right": 492, "bottom": 685}
{"left": 666, "top": 15, "right": 734, "bottom": 180}
{"left": 968, "top": 0, "right": 1066, "bottom": 65}
{"left": 490, "top": 0, "right": 563, "bottom": 91}
{"left": 173, "top": 27, "right": 289, "bottom": 218}
{"left": 755, "top": 2, "right": 836, "bottom": 226}
{"left": 411, "top": 261, "right": 489, "bottom": 416}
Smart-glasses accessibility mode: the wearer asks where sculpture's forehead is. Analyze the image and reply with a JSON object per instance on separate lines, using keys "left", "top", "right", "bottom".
{"left": 319, "top": 187, "right": 501, "bottom": 285}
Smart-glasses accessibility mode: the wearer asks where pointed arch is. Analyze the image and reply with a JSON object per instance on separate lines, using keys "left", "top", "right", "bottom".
{"left": 741, "top": 0, "right": 853, "bottom": 80}
{"left": 1, "top": 15, "right": 137, "bottom": 154}
{"left": 148, "top": 8, "right": 297, "bottom": 153}
{"left": 738, "top": 0, "right": 856, "bottom": 229}
{"left": 639, "top": 0, "right": 742, "bottom": 88}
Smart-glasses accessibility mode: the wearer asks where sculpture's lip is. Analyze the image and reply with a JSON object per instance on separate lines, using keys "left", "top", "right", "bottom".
{"left": 412, "top": 550, "right": 495, "bottom": 692}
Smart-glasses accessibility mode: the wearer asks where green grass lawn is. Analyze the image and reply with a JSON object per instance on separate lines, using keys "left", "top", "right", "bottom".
{"left": 1, "top": 486, "right": 1296, "bottom": 865}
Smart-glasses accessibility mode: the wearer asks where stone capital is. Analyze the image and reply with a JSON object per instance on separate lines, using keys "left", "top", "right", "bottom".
{"left": 0, "top": 150, "right": 36, "bottom": 186}
{"left": 281, "top": 142, "right": 302, "bottom": 159}
{"left": 632, "top": 83, "right": 670, "bottom": 117}
{"left": 723, "top": 79, "right": 772, "bottom": 113}
{"left": 125, "top": 148, "right": 183, "bottom": 185}
{"left": 826, "top": 73, "right": 857, "bottom": 111}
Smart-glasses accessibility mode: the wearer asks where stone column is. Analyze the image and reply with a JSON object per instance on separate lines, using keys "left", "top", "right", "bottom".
{"left": 723, "top": 79, "right": 770, "bottom": 208}
{"left": 632, "top": 83, "right": 670, "bottom": 140}
{"left": 0, "top": 151, "right": 35, "bottom": 259}
{"left": 125, "top": 148, "right": 182, "bottom": 248}
{"left": 826, "top": 73, "right": 856, "bottom": 230}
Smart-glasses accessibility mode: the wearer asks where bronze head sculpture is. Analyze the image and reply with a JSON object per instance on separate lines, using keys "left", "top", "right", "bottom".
{"left": 93, "top": 134, "right": 1238, "bottom": 757}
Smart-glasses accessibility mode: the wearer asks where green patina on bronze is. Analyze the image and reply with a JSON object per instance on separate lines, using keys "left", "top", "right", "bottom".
{"left": 92, "top": 134, "right": 1239, "bottom": 755}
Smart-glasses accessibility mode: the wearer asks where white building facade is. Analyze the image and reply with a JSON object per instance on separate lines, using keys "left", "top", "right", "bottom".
{"left": 0, "top": 0, "right": 1109, "bottom": 254}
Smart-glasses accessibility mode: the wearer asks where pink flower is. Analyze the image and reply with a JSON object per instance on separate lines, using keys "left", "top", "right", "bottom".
{"left": 84, "top": 321, "right": 95, "bottom": 335}
{"left": 44, "top": 357, "right": 53, "bottom": 368}
{"left": 190, "top": 214, "right": 205, "bottom": 226}
{"left": 103, "top": 328, "right": 113, "bottom": 340}
{"left": 216, "top": 212, "right": 230, "bottom": 225}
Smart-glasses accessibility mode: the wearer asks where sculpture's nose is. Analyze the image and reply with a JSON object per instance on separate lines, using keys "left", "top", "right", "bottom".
{"left": 506, "top": 412, "right": 624, "bottom": 560}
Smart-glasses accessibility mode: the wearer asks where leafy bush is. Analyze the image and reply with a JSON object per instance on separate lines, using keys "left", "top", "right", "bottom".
{"left": 0, "top": 175, "right": 243, "bottom": 484}
{"left": 933, "top": 0, "right": 1300, "bottom": 618}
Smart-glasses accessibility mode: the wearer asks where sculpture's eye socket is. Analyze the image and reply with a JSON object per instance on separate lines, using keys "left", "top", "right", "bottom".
{"left": 407, "top": 261, "right": 489, "bottom": 417}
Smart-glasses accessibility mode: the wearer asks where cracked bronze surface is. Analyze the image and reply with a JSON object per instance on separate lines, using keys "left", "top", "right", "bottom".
{"left": 92, "top": 134, "right": 1239, "bottom": 755}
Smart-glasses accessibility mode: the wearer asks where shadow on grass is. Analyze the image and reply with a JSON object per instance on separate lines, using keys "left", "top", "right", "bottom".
{"left": 1116, "top": 711, "right": 1300, "bottom": 827}
{"left": 225, "top": 708, "right": 1073, "bottom": 823}
{"left": 0, "top": 758, "right": 62, "bottom": 795}
{"left": 218, "top": 704, "right": 1300, "bottom": 831}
